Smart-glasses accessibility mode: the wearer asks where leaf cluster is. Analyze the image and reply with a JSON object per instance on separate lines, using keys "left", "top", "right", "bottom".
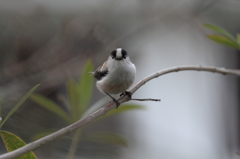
{"left": 0, "top": 60, "right": 144, "bottom": 159}
{"left": 203, "top": 23, "right": 240, "bottom": 50}
{"left": 0, "top": 84, "right": 40, "bottom": 159}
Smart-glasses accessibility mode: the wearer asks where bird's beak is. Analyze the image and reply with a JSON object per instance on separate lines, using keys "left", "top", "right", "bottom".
{"left": 115, "top": 57, "right": 123, "bottom": 60}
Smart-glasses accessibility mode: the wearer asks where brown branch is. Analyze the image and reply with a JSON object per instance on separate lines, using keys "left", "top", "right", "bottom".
{"left": 0, "top": 65, "right": 239, "bottom": 159}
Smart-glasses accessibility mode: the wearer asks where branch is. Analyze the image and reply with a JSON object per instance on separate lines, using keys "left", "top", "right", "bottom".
{"left": 130, "top": 65, "right": 240, "bottom": 94}
{"left": 131, "top": 98, "right": 161, "bottom": 101}
{"left": 0, "top": 65, "right": 239, "bottom": 159}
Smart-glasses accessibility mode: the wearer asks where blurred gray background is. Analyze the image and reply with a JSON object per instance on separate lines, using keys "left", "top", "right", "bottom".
{"left": 0, "top": 0, "right": 239, "bottom": 159}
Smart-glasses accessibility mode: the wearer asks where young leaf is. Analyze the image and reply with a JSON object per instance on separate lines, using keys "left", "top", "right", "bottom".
{"left": 237, "top": 34, "right": 240, "bottom": 45}
{"left": 67, "top": 60, "right": 94, "bottom": 120}
{"left": 0, "top": 98, "right": 2, "bottom": 124}
{"left": 203, "top": 23, "right": 236, "bottom": 41}
{"left": 78, "top": 60, "right": 94, "bottom": 116}
{"left": 57, "top": 94, "right": 70, "bottom": 109}
{"left": 94, "top": 104, "right": 145, "bottom": 123}
{"left": 0, "top": 84, "right": 40, "bottom": 128}
{"left": 207, "top": 34, "right": 240, "bottom": 49}
{"left": 84, "top": 132, "right": 128, "bottom": 147}
{"left": 67, "top": 80, "right": 81, "bottom": 121}
{"left": 30, "top": 93, "right": 72, "bottom": 124}
{"left": 0, "top": 130, "right": 37, "bottom": 159}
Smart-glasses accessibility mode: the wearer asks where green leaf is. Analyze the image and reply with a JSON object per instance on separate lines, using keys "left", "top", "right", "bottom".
{"left": 67, "top": 80, "right": 81, "bottom": 121}
{"left": 0, "top": 84, "right": 40, "bottom": 128}
{"left": 30, "top": 93, "right": 72, "bottom": 124}
{"left": 57, "top": 94, "right": 70, "bottom": 108}
{"left": 237, "top": 34, "right": 240, "bottom": 45}
{"left": 94, "top": 104, "right": 145, "bottom": 123}
{"left": 84, "top": 132, "right": 128, "bottom": 147}
{"left": 0, "top": 130, "right": 37, "bottom": 159}
{"left": 203, "top": 23, "right": 236, "bottom": 41}
{"left": 0, "top": 98, "right": 2, "bottom": 124}
{"left": 207, "top": 34, "right": 240, "bottom": 49}
{"left": 78, "top": 60, "right": 94, "bottom": 116}
{"left": 67, "top": 60, "right": 94, "bottom": 120}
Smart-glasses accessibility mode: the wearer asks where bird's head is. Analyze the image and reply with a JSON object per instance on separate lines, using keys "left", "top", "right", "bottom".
{"left": 110, "top": 48, "right": 128, "bottom": 61}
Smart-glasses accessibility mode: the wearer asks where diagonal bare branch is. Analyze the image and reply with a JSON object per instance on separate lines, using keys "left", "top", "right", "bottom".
{"left": 0, "top": 65, "right": 239, "bottom": 159}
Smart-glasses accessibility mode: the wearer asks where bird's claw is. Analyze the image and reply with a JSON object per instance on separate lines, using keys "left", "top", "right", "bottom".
{"left": 120, "top": 91, "right": 132, "bottom": 99}
{"left": 112, "top": 98, "right": 120, "bottom": 108}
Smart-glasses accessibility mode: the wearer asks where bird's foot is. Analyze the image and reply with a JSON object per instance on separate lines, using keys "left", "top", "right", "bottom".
{"left": 120, "top": 91, "right": 132, "bottom": 99}
{"left": 112, "top": 98, "right": 120, "bottom": 108}
{"left": 106, "top": 93, "right": 121, "bottom": 108}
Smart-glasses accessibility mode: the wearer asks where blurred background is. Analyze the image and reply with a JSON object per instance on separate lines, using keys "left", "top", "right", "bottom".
{"left": 0, "top": 0, "right": 239, "bottom": 159}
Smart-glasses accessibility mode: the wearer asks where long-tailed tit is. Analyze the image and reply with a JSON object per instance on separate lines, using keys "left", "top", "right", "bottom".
{"left": 93, "top": 48, "right": 136, "bottom": 107}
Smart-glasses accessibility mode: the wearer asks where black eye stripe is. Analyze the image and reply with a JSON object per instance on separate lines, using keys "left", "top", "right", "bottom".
{"left": 121, "top": 49, "right": 128, "bottom": 57}
{"left": 111, "top": 50, "right": 117, "bottom": 58}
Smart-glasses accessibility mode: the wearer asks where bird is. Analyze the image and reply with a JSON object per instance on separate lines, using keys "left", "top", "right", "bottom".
{"left": 93, "top": 48, "right": 136, "bottom": 107}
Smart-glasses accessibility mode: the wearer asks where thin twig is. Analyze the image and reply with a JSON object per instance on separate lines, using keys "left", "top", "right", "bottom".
{"left": 131, "top": 98, "right": 161, "bottom": 102}
{"left": 0, "top": 65, "right": 239, "bottom": 159}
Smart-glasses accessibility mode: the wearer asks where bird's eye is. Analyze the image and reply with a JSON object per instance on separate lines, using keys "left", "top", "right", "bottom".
{"left": 111, "top": 50, "right": 117, "bottom": 59}
{"left": 121, "top": 49, "right": 128, "bottom": 58}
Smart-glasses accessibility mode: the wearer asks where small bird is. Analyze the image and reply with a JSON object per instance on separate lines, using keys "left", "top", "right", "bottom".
{"left": 93, "top": 48, "right": 136, "bottom": 107}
